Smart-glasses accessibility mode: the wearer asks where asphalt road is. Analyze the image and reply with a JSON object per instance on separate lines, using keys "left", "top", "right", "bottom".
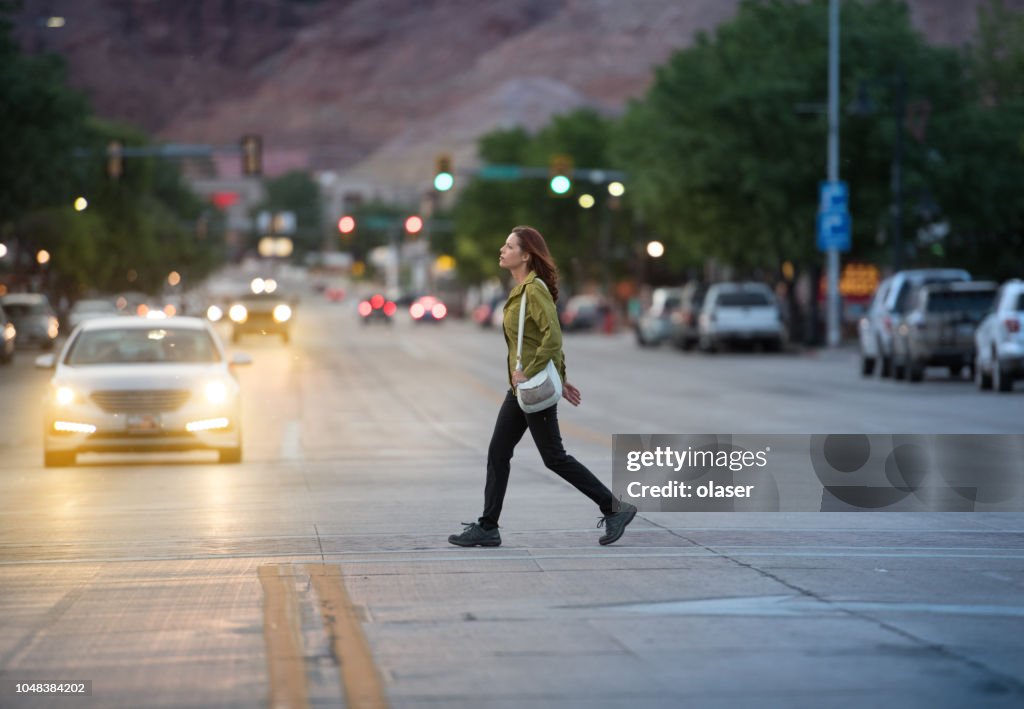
{"left": 0, "top": 294, "right": 1022, "bottom": 708}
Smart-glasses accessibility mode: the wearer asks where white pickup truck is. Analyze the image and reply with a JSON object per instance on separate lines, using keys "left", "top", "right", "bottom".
{"left": 698, "top": 282, "right": 785, "bottom": 352}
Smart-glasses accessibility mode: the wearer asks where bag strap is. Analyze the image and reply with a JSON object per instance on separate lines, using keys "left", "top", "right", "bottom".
{"left": 515, "top": 278, "right": 548, "bottom": 371}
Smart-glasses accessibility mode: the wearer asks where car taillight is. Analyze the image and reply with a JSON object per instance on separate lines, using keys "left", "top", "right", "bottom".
{"left": 358, "top": 301, "right": 372, "bottom": 317}
{"left": 1006, "top": 317, "right": 1021, "bottom": 333}
{"left": 383, "top": 302, "right": 397, "bottom": 317}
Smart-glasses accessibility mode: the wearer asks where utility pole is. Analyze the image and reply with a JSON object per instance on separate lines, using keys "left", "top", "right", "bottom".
{"left": 825, "top": 0, "right": 841, "bottom": 348}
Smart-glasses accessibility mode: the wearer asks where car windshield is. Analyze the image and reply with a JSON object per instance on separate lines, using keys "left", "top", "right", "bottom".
{"left": 72, "top": 301, "right": 116, "bottom": 313}
{"left": 4, "top": 303, "right": 49, "bottom": 316}
{"left": 718, "top": 291, "right": 771, "bottom": 307}
{"left": 926, "top": 290, "right": 996, "bottom": 314}
{"left": 65, "top": 327, "right": 221, "bottom": 365}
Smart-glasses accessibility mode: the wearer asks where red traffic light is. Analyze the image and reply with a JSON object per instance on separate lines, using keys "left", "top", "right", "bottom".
{"left": 404, "top": 215, "right": 423, "bottom": 235}
{"left": 337, "top": 215, "right": 356, "bottom": 234}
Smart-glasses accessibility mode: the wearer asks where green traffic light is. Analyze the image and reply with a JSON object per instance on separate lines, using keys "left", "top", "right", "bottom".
{"left": 434, "top": 172, "right": 454, "bottom": 192}
{"left": 550, "top": 175, "right": 572, "bottom": 195}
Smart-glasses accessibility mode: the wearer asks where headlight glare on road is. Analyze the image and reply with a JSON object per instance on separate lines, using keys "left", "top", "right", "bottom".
{"left": 54, "top": 421, "right": 96, "bottom": 434}
{"left": 273, "top": 304, "right": 292, "bottom": 323}
{"left": 186, "top": 417, "right": 230, "bottom": 432}
{"left": 229, "top": 304, "right": 248, "bottom": 323}
{"left": 55, "top": 386, "right": 76, "bottom": 406}
{"left": 205, "top": 381, "right": 228, "bottom": 405}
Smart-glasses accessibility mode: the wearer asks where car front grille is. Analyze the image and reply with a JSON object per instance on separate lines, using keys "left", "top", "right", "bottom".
{"left": 90, "top": 389, "right": 191, "bottom": 413}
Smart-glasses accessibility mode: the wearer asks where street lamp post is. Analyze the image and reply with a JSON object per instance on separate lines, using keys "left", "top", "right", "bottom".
{"left": 825, "top": 0, "right": 841, "bottom": 348}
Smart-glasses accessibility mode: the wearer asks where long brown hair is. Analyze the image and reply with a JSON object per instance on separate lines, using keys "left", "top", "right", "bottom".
{"left": 511, "top": 225, "right": 560, "bottom": 303}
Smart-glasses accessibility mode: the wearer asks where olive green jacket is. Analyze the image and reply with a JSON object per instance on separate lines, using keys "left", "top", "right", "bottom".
{"left": 502, "top": 271, "right": 566, "bottom": 388}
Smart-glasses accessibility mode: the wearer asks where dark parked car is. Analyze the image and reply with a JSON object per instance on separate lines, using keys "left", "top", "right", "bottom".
{"left": 892, "top": 281, "right": 998, "bottom": 382}
{"left": 668, "top": 283, "right": 707, "bottom": 350}
{"left": 0, "top": 293, "right": 59, "bottom": 349}
{"left": 0, "top": 304, "right": 15, "bottom": 364}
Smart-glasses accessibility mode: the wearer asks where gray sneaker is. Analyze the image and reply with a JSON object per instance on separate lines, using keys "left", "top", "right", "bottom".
{"left": 598, "top": 501, "right": 637, "bottom": 545}
{"left": 448, "top": 522, "right": 501, "bottom": 547}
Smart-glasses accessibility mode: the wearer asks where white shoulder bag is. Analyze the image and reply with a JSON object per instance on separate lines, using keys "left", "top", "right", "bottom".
{"left": 515, "top": 280, "right": 563, "bottom": 413}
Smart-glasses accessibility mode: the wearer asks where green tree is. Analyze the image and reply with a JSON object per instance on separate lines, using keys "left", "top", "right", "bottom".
{"left": 611, "top": 0, "right": 966, "bottom": 276}
{"left": 0, "top": 7, "right": 89, "bottom": 226}
{"left": 452, "top": 110, "right": 632, "bottom": 293}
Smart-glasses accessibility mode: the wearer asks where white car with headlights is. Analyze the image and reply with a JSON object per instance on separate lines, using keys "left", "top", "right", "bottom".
{"left": 225, "top": 281, "right": 295, "bottom": 343}
{"left": 36, "top": 316, "right": 251, "bottom": 467}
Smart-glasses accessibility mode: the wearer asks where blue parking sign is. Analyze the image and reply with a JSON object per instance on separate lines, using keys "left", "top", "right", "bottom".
{"left": 819, "top": 180, "right": 848, "bottom": 213}
{"left": 817, "top": 210, "right": 851, "bottom": 252}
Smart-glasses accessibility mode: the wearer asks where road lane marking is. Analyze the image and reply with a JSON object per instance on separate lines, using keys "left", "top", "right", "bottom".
{"left": 258, "top": 564, "right": 310, "bottom": 709}
{"left": 280, "top": 419, "right": 303, "bottom": 461}
{"left": 306, "top": 564, "right": 390, "bottom": 709}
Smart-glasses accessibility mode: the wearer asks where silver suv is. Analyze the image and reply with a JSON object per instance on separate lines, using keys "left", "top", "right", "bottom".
{"left": 892, "top": 281, "right": 997, "bottom": 382}
{"left": 975, "top": 279, "right": 1024, "bottom": 393}
{"left": 858, "top": 269, "right": 970, "bottom": 377}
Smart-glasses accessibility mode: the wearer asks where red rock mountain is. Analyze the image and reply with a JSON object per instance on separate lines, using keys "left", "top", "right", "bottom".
{"left": 13, "top": 0, "right": 1020, "bottom": 185}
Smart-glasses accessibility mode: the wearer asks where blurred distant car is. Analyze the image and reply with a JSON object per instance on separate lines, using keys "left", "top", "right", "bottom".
{"left": 36, "top": 316, "right": 251, "bottom": 467}
{"left": 635, "top": 287, "right": 683, "bottom": 347}
{"left": 891, "top": 281, "right": 997, "bottom": 382}
{"left": 68, "top": 298, "right": 119, "bottom": 330}
{"left": 560, "top": 295, "right": 610, "bottom": 332}
{"left": 0, "top": 304, "right": 15, "bottom": 364}
{"left": 1, "top": 293, "right": 59, "bottom": 349}
{"left": 975, "top": 279, "right": 1024, "bottom": 392}
{"left": 473, "top": 295, "right": 505, "bottom": 328}
{"left": 668, "top": 283, "right": 707, "bottom": 350}
{"left": 227, "top": 291, "right": 294, "bottom": 343}
{"left": 858, "top": 269, "right": 971, "bottom": 377}
{"left": 409, "top": 295, "right": 448, "bottom": 323}
{"left": 358, "top": 294, "right": 397, "bottom": 324}
{"left": 698, "top": 282, "right": 785, "bottom": 352}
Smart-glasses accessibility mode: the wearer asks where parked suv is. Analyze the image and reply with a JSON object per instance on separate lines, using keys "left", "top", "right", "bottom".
{"left": 635, "top": 287, "right": 683, "bottom": 346}
{"left": 698, "top": 282, "right": 784, "bottom": 352}
{"left": 975, "top": 279, "right": 1024, "bottom": 392}
{"left": 858, "top": 269, "right": 971, "bottom": 377}
{"left": 891, "top": 281, "right": 997, "bottom": 382}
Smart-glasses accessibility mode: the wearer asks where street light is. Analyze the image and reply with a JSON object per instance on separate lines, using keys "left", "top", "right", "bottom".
{"left": 578, "top": 194, "right": 595, "bottom": 209}
{"left": 74, "top": 197, "right": 88, "bottom": 211}
{"left": 646, "top": 241, "right": 665, "bottom": 258}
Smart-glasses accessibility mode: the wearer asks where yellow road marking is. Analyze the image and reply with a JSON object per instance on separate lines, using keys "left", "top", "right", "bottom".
{"left": 306, "top": 564, "right": 390, "bottom": 709}
{"left": 258, "top": 564, "right": 309, "bottom": 709}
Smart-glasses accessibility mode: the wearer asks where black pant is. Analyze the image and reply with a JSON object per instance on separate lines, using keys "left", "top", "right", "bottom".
{"left": 479, "top": 389, "right": 615, "bottom": 528}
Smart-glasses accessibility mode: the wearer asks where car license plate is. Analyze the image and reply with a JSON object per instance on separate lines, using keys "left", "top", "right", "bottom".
{"left": 127, "top": 413, "right": 161, "bottom": 433}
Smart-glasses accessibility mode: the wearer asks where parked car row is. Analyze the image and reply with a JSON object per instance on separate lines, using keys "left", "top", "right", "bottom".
{"left": 635, "top": 282, "right": 785, "bottom": 353}
{"left": 858, "top": 269, "right": 1022, "bottom": 391}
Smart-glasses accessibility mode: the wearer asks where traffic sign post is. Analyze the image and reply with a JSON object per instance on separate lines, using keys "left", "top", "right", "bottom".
{"left": 817, "top": 209, "right": 851, "bottom": 252}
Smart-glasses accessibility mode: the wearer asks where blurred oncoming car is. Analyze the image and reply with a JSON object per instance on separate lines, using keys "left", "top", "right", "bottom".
{"left": 68, "top": 298, "right": 119, "bottom": 330}
{"left": 409, "top": 295, "right": 448, "bottom": 323}
{"left": 36, "top": 316, "right": 251, "bottom": 467}
{"left": 227, "top": 286, "right": 295, "bottom": 343}
{"left": 1, "top": 293, "right": 59, "bottom": 349}
{"left": 0, "top": 304, "right": 15, "bottom": 364}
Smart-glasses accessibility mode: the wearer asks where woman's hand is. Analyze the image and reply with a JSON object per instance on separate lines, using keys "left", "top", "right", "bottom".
{"left": 562, "top": 381, "right": 582, "bottom": 407}
{"left": 511, "top": 369, "right": 528, "bottom": 386}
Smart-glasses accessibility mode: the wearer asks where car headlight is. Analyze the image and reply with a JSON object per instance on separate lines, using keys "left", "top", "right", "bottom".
{"left": 47, "top": 317, "right": 59, "bottom": 338}
{"left": 229, "top": 304, "right": 248, "bottom": 323}
{"left": 207, "top": 305, "right": 223, "bottom": 322}
{"left": 2, "top": 323, "right": 14, "bottom": 342}
{"left": 204, "top": 381, "right": 229, "bottom": 405}
{"left": 272, "top": 304, "right": 292, "bottom": 323}
{"left": 55, "top": 385, "right": 76, "bottom": 406}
